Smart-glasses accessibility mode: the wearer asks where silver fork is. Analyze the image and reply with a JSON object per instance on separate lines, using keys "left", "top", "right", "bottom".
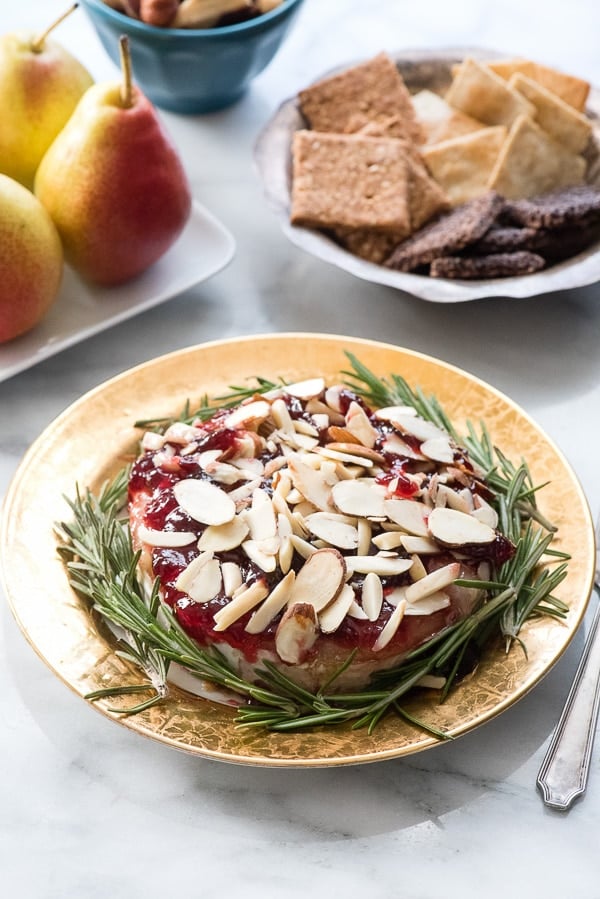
{"left": 537, "top": 514, "right": 600, "bottom": 810}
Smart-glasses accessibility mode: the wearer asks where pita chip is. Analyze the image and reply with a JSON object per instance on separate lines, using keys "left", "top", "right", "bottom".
{"left": 422, "top": 126, "right": 507, "bottom": 206}
{"left": 509, "top": 73, "right": 592, "bottom": 154}
{"left": 487, "top": 115, "right": 586, "bottom": 200}
{"left": 446, "top": 58, "right": 535, "bottom": 127}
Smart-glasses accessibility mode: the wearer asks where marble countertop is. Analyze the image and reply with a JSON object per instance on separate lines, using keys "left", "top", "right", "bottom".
{"left": 2, "top": 1, "right": 600, "bottom": 896}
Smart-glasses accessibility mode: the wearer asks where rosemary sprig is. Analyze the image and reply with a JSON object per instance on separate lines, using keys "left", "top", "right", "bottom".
{"left": 55, "top": 356, "right": 570, "bottom": 737}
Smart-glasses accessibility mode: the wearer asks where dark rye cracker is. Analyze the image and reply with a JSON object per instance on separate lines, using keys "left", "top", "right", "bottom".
{"left": 430, "top": 251, "right": 545, "bottom": 280}
{"left": 503, "top": 185, "right": 600, "bottom": 229}
{"left": 472, "top": 225, "right": 540, "bottom": 254}
{"left": 385, "top": 191, "right": 504, "bottom": 272}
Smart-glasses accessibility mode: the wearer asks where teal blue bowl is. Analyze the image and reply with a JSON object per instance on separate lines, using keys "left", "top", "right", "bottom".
{"left": 80, "top": 0, "right": 305, "bottom": 113}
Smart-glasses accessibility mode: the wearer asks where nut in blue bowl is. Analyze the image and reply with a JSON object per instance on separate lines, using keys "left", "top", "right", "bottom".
{"left": 80, "top": 0, "right": 305, "bottom": 113}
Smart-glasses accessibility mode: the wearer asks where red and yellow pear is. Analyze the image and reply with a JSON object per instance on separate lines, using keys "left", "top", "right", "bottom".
{"left": 34, "top": 36, "right": 192, "bottom": 286}
{"left": 0, "top": 4, "right": 94, "bottom": 189}
{"left": 0, "top": 174, "right": 63, "bottom": 343}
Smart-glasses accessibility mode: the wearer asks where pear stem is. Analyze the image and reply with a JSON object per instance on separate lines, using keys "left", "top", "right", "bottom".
{"left": 31, "top": 3, "right": 79, "bottom": 54}
{"left": 119, "top": 35, "right": 134, "bottom": 109}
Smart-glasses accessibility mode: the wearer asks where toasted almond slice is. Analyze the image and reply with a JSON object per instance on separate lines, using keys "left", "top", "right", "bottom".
{"left": 275, "top": 602, "right": 319, "bottom": 663}
{"left": 472, "top": 495, "right": 499, "bottom": 529}
{"left": 287, "top": 455, "right": 334, "bottom": 512}
{"left": 326, "top": 443, "right": 387, "bottom": 464}
{"left": 289, "top": 547, "right": 346, "bottom": 612}
{"left": 380, "top": 434, "right": 426, "bottom": 461}
{"left": 284, "top": 377, "right": 325, "bottom": 399}
{"left": 345, "top": 555, "right": 413, "bottom": 576}
{"left": 331, "top": 479, "right": 386, "bottom": 517}
{"left": 213, "top": 580, "right": 270, "bottom": 631}
{"left": 242, "top": 539, "right": 278, "bottom": 572}
{"left": 409, "top": 553, "right": 428, "bottom": 581}
{"left": 306, "top": 396, "right": 341, "bottom": 425}
{"left": 372, "top": 531, "right": 404, "bottom": 551}
{"left": 175, "top": 551, "right": 214, "bottom": 593}
{"left": 420, "top": 436, "right": 455, "bottom": 464}
{"left": 389, "top": 414, "right": 447, "bottom": 442}
{"left": 245, "top": 571, "right": 296, "bottom": 634}
{"left": 319, "top": 584, "right": 356, "bottom": 633}
{"left": 374, "top": 405, "right": 418, "bottom": 421}
{"left": 357, "top": 518, "right": 372, "bottom": 556}
{"left": 372, "top": 599, "right": 407, "bottom": 651}
{"left": 187, "top": 558, "right": 223, "bottom": 604}
{"left": 304, "top": 512, "right": 359, "bottom": 550}
{"left": 173, "top": 479, "right": 236, "bottom": 526}
{"left": 428, "top": 507, "right": 495, "bottom": 546}
{"left": 362, "top": 571, "right": 383, "bottom": 621}
{"left": 197, "top": 516, "right": 249, "bottom": 552}
{"left": 137, "top": 525, "right": 196, "bottom": 548}
{"left": 290, "top": 534, "right": 317, "bottom": 559}
{"left": 245, "top": 488, "right": 277, "bottom": 541}
{"left": 224, "top": 399, "right": 272, "bottom": 430}
{"left": 345, "top": 401, "right": 378, "bottom": 448}
{"left": 404, "top": 562, "right": 460, "bottom": 603}
{"left": 328, "top": 426, "right": 361, "bottom": 445}
{"left": 400, "top": 535, "right": 442, "bottom": 554}
{"left": 384, "top": 499, "right": 429, "bottom": 536}
{"left": 318, "top": 446, "right": 372, "bottom": 467}
{"left": 293, "top": 419, "right": 320, "bottom": 437}
{"left": 222, "top": 561, "right": 243, "bottom": 597}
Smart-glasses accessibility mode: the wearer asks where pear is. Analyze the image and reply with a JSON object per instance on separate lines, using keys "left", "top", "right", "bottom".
{"left": 0, "top": 174, "right": 63, "bottom": 343}
{"left": 34, "top": 36, "right": 192, "bottom": 286}
{"left": 0, "top": 5, "right": 94, "bottom": 189}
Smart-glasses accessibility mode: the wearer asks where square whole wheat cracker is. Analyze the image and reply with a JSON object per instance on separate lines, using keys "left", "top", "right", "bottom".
{"left": 290, "top": 130, "right": 413, "bottom": 234}
{"left": 422, "top": 126, "right": 507, "bottom": 206}
{"left": 445, "top": 58, "right": 535, "bottom": 127}
{"left": 487, "top": 114, "right": 587, "bottom": 199}
{"left": 411, "top": 89, "right": 486, "bottom": 145}
{"left": 298, "top": 52, "right": 424, "bottom": 145}
{"left": 509, "top": 73, "right": 592, "bottom": 155}
{"left": 486, "top": 58, "right": 590, "bottom": 111}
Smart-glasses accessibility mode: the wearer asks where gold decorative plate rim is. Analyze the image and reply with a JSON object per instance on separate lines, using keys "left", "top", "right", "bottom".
{"left": 0, "top": 333, "right": 595, "bottom": 767}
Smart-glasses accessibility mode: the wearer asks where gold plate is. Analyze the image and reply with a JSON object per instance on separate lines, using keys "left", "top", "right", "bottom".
{"left": 0, "top": 334, "right": 595, "bottom": 766}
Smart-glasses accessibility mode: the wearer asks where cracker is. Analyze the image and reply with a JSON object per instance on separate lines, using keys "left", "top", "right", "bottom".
{"left": 411, "top": 89, "right": 485, "bottom": 145}
{"left": 290, "top": 130, "right": 412, "bottom": 234}
{"left": 422, "top": 126, "right": 507, "bottom": 206}
{"left": 471, "top": 225, "right": 540, "bottom": 253}
{"left": 510, "top": 73, "right": 592, "bottom": 154}
{"left": 430, "top": 251, "right": 545, "bottom": 279}
{"left": 298, "top": 52, "right": 423, "bottom": 145}
{"left": 486, "top": 58, "right": 590, "bottom": 112}
{"left": 385, "top": 191, "right": 504, "bottom": 272}
{"left": 487, "top": 115, "right": 586, "bottom": 200}
{"left": 445, "top": 58, "right": 535, "bottom": 127}
{"left": 334, "top": 228, "right": 404, "bottom": 264}
{"left": 502, "top": 185, "right": 600, "bottom": 228}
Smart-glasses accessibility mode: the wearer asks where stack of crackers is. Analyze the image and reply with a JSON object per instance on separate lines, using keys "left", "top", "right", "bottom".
{"left": 289, "top": 51, "right": 600, "bottom": 280}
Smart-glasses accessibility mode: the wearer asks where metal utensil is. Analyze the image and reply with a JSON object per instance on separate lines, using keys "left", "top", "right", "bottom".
{"left": 537, "top": 515, "right": 600, "bottom": 810}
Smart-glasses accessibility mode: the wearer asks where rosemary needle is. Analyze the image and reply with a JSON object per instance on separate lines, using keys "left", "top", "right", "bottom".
{"left": 55, "top": 355, "right": 569, "bottom": 738}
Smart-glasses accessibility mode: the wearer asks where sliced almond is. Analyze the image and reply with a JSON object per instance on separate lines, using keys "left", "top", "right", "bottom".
{"left": 380, "top": 434, "right": 426, "bottom": 461}
{"left": 287, "top": 455, "right": 334, "bottom": 512}
{"left": 324, "top": 385, "right": 344, "bottom": 412}
{"left": 245, "top": 571, "right": 296, "bottom": 634}
{"left": 319, "top": 584, "right": 356, "bottom": 633}
{"left": 345, "top": 401, "right": 378, "bottom": 448}
{"left": 137, "top": 525, "right": 196, "bottom": 548}
{"left": 374, "top": 405, "right": 418, "bottom": 421}
{"left": 197, "top": 516, "right": 249, "bottom": 552}
{"left": 420, "top": 436, "right": 455, "bottom": 464}
{"left": 173, "top": 479, "right": 236, "bottom": 526}
{"left": 472, "top": 495, "right": 499, "bottom": 529}
{"left": 221, "top": 561, "right": 243, "bottom": 596}
{"left": 405, "top": 592, "right": 450, "bottom": 615}
{"left": 163, "top": 421, "right": 205, "bottom": 445}
{"left": 242, "top": 539, "right": 278, "bottom": 572}
{"left": 384, "top": 499, "right": 429, "bottom": 537}
{"left": 284, "top": 377, "right": 325, "bottom": 399}
{"left": 400, "top": 535, "right": 442, "bottom": 554}
{"left": 362, "top": 571, "right": 383, "bottom": 621}
{"left": 228, "top": 478, "right": 262, "bottom": 505}
{"left": 409, "top": 553, "right": 428, "bottom": 581}
{"left": 278, "top": 535, "right": 294, "bottom": 573}
{"left": 289, "top": 547, "right": 346, "bottom": 612}
{"left": 187, "top": 558, "right": 223, "bottom": 604}
{"left": 326, "top": 443, "right": 387, "bottom": 464}
{"left": 142, "top": 431, "right": 165, "bottom": 451}
{"left": 389, "top": 414, "right": 447, "bottom": 442}
{"left": 348, "top": 599, "right": 369, "bottom": 620}
{"left": 244, "top": 488, "right": 277, "bottom": 541}
{"left": 345, "top": 555, "right": 413, "bottom": 576}
{"left": 213, "top": 580, "right": 270, "bottom": 631}
{"left": 357, "top": 518, "right": 372, "bottom": 555}
{"left": 270, "top": 397, "right": 295, "bottom": 435}
{"left": 304, "top": 512, "right": 359, "bottom": 550}
{"left": 331, "top": 479, "right": 386, "bottom": 517}
{"left": 290, "top": 533, "right": 318, "bottom": 559}
{"left": 224, "top": 399, "right": 272, "bottom": 430}
{"left": 293, "top": 419, "right": 320, "bottom": 437}
{"left": 318, "top": 446, "right": 372, "bottom": 467}
{"left": 175, "top": 551, "right": 214, "bottom": 593}
{"left": 306, "top": 396, "right": 341, "bottom": 425}
{"left": 372, "top": 599, "right": 407, "bottom": 651}
{"left": 372, "top": 531, "right": 404, "bottom": 551}
{"left": 428, "top": 507, "right": 495, "bottom": 546}
{"left": 327, "top": 425, "right": 361, "bottom": 445}
{"left": 404, "top": 562, "right": 460, "bottom": 603}
{"left": 275, "top": 602, "right": 319, "bottom": 664}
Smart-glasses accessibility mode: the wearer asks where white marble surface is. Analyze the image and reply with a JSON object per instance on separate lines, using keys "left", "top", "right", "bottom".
{"left": 2, "top": 1, "right": 600, "bottom": 896}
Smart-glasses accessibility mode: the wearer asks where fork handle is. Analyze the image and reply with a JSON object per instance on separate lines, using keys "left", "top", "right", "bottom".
{"left": 537, "top": 601, "right": 600, "bottom": 810}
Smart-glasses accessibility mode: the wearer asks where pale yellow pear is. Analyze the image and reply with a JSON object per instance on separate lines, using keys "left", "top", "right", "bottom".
{"left": 0, "top": 7, "right": 93, "bottom": 188}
